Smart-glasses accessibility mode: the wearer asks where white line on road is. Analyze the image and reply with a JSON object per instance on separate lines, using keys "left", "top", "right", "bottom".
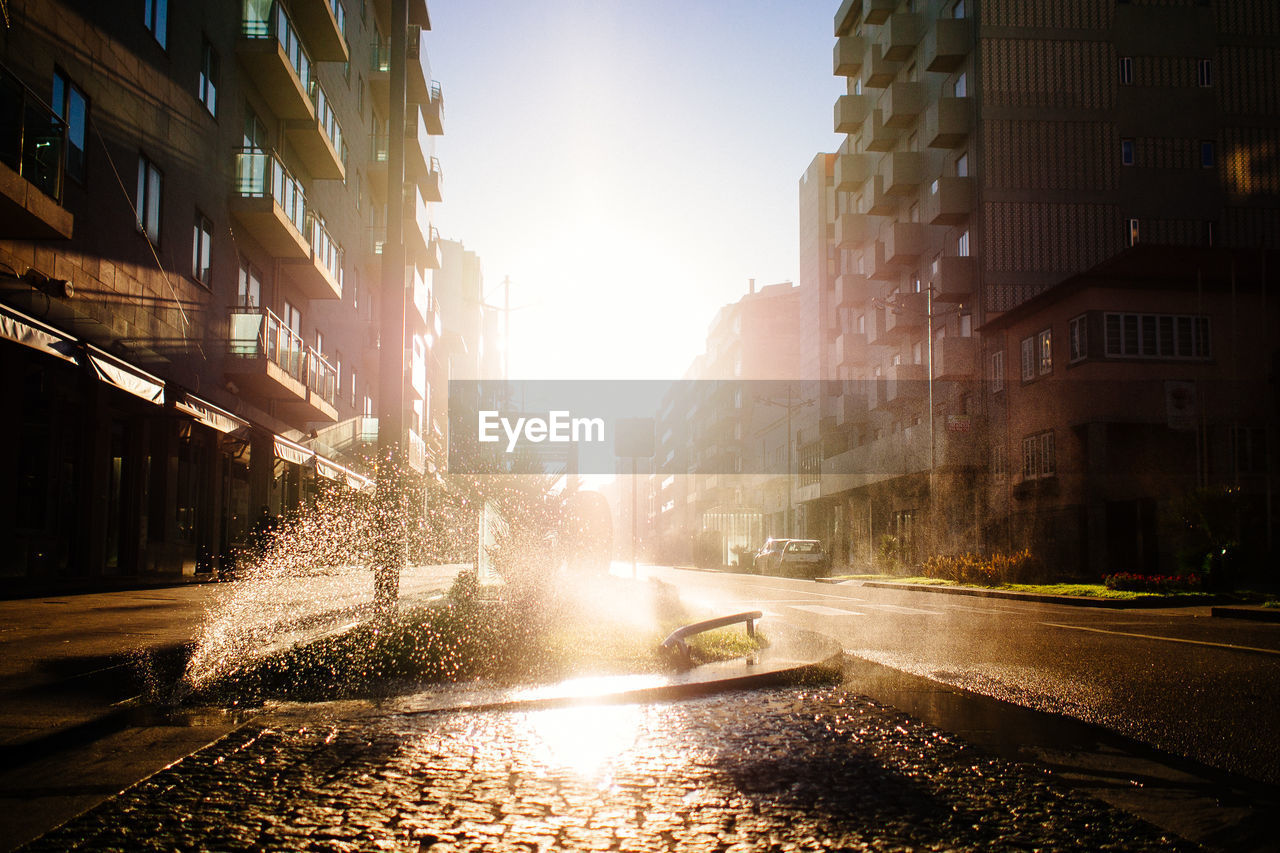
{"left": 1041, "top": 622, "right": 1280, "bottom": 656}
{"left": 790, "top": 604, "right": 867, "bottom": 617}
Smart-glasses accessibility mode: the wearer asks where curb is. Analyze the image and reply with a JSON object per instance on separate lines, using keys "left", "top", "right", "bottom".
{"left": 860, "top": 580, "right": 1221, "bottom": 608}
{"left": 1211, "top": 605, "right": 1280, "bottom": 622}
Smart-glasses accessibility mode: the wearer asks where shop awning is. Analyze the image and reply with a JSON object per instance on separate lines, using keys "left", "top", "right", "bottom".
{"left": 273, "top": 434, "right": 314, "bottom": 466}
{"left": 314, "top": 453, "right": 374, "bottom": 492}
{"left": 173, "top": 394, "right": 251, "bottom": 435}
{"left": 0, "top": 304, "right": 78, "bottom": 364}
{"left": 86, "top": 346, "right": 165, "bottom": 404}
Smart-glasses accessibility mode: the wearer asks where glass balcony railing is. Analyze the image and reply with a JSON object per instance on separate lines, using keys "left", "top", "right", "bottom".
{"left": 235, "top": 147, "right": 307, "bottom": 236}
{"left": 0, "top": 65, "right": 67, "bottom": 202}
{"left": 310, "top": 79, "right": 344, "bottom": 160}
{"left": 228, "top": 307, "right": 305, "bottom": 382}
{"left": 308, "top": 212, "right": 343, "bottom": 291}
{"left": 242, "top": 0, "right": 313, "bottom": 96}
{"left": 371, "top": 38, "right": 390, "bottom": 73}
{"left": 307, "top": 346, "right": 337, "bottom": 404}
{"left": 370, "top": 130, "right": 389, "bottom": 165}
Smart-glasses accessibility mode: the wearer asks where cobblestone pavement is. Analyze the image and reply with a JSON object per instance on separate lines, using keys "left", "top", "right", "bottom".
{"left": 24, "top": 688, "right": 1191, "bottom": 852}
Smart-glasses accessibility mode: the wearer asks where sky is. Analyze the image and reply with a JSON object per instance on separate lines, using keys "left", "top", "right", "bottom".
{"left": 426, "top": 0, "right": 844, "bottom": 380}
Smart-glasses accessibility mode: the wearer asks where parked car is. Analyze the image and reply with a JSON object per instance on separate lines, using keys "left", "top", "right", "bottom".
{"left": 777, "top": 539, "right": 830, "bottom": 578}
{"left": 754, "top": 538, "right": 790, "bottom": 574}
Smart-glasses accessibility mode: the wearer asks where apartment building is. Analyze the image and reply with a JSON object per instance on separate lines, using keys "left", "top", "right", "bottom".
{"left": 0, "top": 0, "right": 446, "bottom": 588}
{"left": 808, "top": 0, "right": 1280, "bottom": 570}
{"left": 650, "top": 281, "right": 802, "bottom": 566}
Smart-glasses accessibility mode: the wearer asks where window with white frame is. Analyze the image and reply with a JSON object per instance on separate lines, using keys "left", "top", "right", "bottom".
{"left": 192, "top": 211, "right": 212, "bottom": 285}
{"left": 135, "top": 153, "right": 162, "bottom": 242}
{"left": 957, "top": 229, "right": 970, "bottom": 257}
{"left": 198, "top": 39, "right": 218, "bottom": 115}
{"left": 1020, "top": 336, "right": 1034, "bottom": 381}
{"left": 1069, "top": 315, "right": 1087, "bottom": 362}
{"left": 990, "top": 349, "right": 1004, "bottom": 392}
{"left": 953, "top": 71, "right": 967, "bottom": 98}
{"left": 238, "top": 259, "right": 261, "bottom": 306}
{"left": 1037, "top": 328, "right": 1052, "bottom": 375}
{"left": 1022, "top": 431, "right": 1055, "bottom": 479}
{"left": 991, "top": 444, "right": 1006, "bottom": 476}
{"left": 1119, "top": 56, "right": 1133, "bottom": 85}
{"left": 1103, "top": 312, "right": 1211, "bottom": 359}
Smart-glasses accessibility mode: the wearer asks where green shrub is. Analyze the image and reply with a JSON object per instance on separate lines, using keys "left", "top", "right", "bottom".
{"left": 921, "top": 550, "right": 1038, "bottom": 587}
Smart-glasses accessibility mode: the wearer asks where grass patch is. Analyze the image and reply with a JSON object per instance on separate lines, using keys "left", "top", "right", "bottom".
{"left": 835, "top": 574, "right": 1216, "bottom": 600}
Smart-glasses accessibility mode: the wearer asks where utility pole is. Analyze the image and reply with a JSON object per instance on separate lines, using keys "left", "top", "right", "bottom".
{"left": 374, "top": 0, "right": 409, "bottom": 615}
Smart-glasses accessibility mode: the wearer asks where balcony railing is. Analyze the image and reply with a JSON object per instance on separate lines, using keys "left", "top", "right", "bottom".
{"left": 228, "top": 306, "right": 305, "bottom": 381}
{"left": 242, "top": 0, "right": 313, "bottom": 96}
{"left": 307, "top": 346, "right": 337, "bottom": 404}
{"left": 235, "top": 147, "right": 307, "bottom": 235}
{"left": 371, "top": 38, "right": 390, "bottom": 73}
{"left": 311, "top": 78, "right": 345, "bottom": 163}
{"left": 308, "top": 212, "right": 343, "bottom": 292}
{"left": 0, "top": 65, "right": 67, "bottom": 202}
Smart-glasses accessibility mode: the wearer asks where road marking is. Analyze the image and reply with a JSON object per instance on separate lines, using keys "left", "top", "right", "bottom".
{"left": 790, "top": 604, "right": 866, "bottom": 617}
{"left": 868, "top": 603, "right": 941, "bottom": 615}
{"left": 1042, "top": 622, "right": 1280, "bottom": 656}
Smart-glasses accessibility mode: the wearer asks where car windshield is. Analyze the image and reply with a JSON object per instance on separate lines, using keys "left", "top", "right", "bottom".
{"left": 786, "top": 541, "right": 821, "bottom": 553}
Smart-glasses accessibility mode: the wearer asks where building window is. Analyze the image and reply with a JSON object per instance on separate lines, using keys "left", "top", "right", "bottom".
{"left": 1069, "top": 315, "right": 1087, "bottom": 363}
{"left": 957, "top": 229, "right": 970, "bottom": 257}
{"left": 1204, "top": 220, "right": 1216, "bottom": 246}
{"left": 1037, "top": 329, "right": 1052, "bottom": 375}
{"left": 1020, "top": 336, "right": 1034, "bottom": 382}
{"left": 238, "top": 259, "right": 261, "bottom": 307}
{"left": 990, "top": 349, "right": 1005, "bottom": 392}
{"left": 1233, "top": 426, "right": 1267, "bottom": 475}
{"left": 1121, "top": 138, "right": 1134, "bottom": 165}
{"left": 956, "top": 152, "right": 968, "bottom": 177}
{"left": 135, "top": 153, "right": 162, "bottom": 242}
{"left": 991, "top": 444, "right": 1006, "bottom": 477}
{"left": 857, "top": 313, "right": 866, "bottom": 334}
{"left": 1022, "top": 431, "right": 1055, "bottom": 480}
{"left": 1119, "top": 56, "right": 1133, "bottom": 85}
{"left": 953, "top": 71, "right": 967, "bottom": 98}
{"left": 1103, "top": 312, "right": 1210, "bottom": 359}
{"left": 1197, "top": 58, "right": 1212, "bottom": 87}
{"left": 192, "top": 212, "right": 213, "bottom": 285}
{"left": 1128, "top": 217, "right": 1140, "bottom": 246}
{"left": 199, "top": 39, "right": 219, "bottom": 116}
{"left": 1200, "top": 140, "right": 1215, "bottom": 168}
{"left": 144, "top": 0, "right": 167, "bottom": 48}
{"left": 959, "top": 313, "right": 972, "bottom": 337}
{"left": 953, "top": 0, "right": 966, "bottom": 18}
{"left": 52, "top": 69, "right": 88, "bottom": 184}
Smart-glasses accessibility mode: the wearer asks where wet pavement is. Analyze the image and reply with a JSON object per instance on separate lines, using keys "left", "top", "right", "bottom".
{"left": 21, "top": 687, "right": 1189, "bottom": 852}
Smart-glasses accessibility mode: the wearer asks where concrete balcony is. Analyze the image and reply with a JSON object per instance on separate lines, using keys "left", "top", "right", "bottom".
{"left": 882, "top": 221, "right": 925, "bottom": 266}
{"left": 237, "top": 2, "right": 315, "bottom": 121}
{"left": 932, "top": 255, "right": 976, "bottom": 302}
{"left": 282, "top": 212, "right": 343, "bottom": 300}
{"left": 225, "top": 307, "right": 308, "bottom": 404}
{"left": 404, "top": 183, "right": 430, "bottom": 256}
{"left": 866, "top": 175, "right": 897, "bottom": 216}
{"left": 286, "top": 79, "right": 345, "bottom": 180}
{"left": 406, "top": 26, "right": 444, "bottom": 130}
{"left": 836, "top": 332, "right": 870, "bottom": 367}
{"left": 370, "top": 0, "right": 431, "bottom": 34}
{"left": 933, "top": 335, "right": 976, "bottom": 381}
{"left": 834, "top": 94, "right": 873, "bottom": 134}
{"left": 879, "top": 81, "right": 924, "bottom": 129}
{"left": 882, "top": 13, "right": 923, "bottom": 62}
{"left": 424, "top": 225, "right": 443, "bottom": 270}
{"left": 924, "top": 17, "right": 972, "bottom": 73}
{"left": 880, "top": 150, "right": 922, "bottom": 196}
{"left": 860, "top": 108, "right": 901, "bottom": 152}
{"left": 884, "top": 362, "right": 926, "bottom": 410}
{"left": 0, "top": 68, "right": 73, "bottom": 239}
{"left": 863, "top": 0, "right": 896, "bottom": 26}
{"left": 923, "top": 96, "right": 972, "bottom": 149}
{"left": 834, "top": 152, "right": 873, "bottom": 191}
{"left": 837, "top": 212, "right": 876, "bottom": 248}
{"left": 924, "top": 175, "right": 973, "bottom": 225}
{"left": 835, "top": 272, "right": 869, "bottom": 307}
{"left": 860, "top": 43, "right": 900, "bottom": 89}
{"left": 290, "top": 0, "right": 348, "bottom": 62}
{"left": 867, "top": 240, "right": 897, "bottom": 282}
{"left": 410, "top": 264, "right": 430, "bottom": 329}
{"left": 418, "top": 156, "right": 443, "bottom": 203}
{"left": 230, "top": 149, "right": 310, "bottom": 259}
{"left": 833, "top": 35, "right": 866, "bottom": 77}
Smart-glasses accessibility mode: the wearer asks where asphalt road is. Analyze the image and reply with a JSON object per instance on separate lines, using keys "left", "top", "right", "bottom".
{"left": 643, "top": 565, "right": 1280, "bottom": 787}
